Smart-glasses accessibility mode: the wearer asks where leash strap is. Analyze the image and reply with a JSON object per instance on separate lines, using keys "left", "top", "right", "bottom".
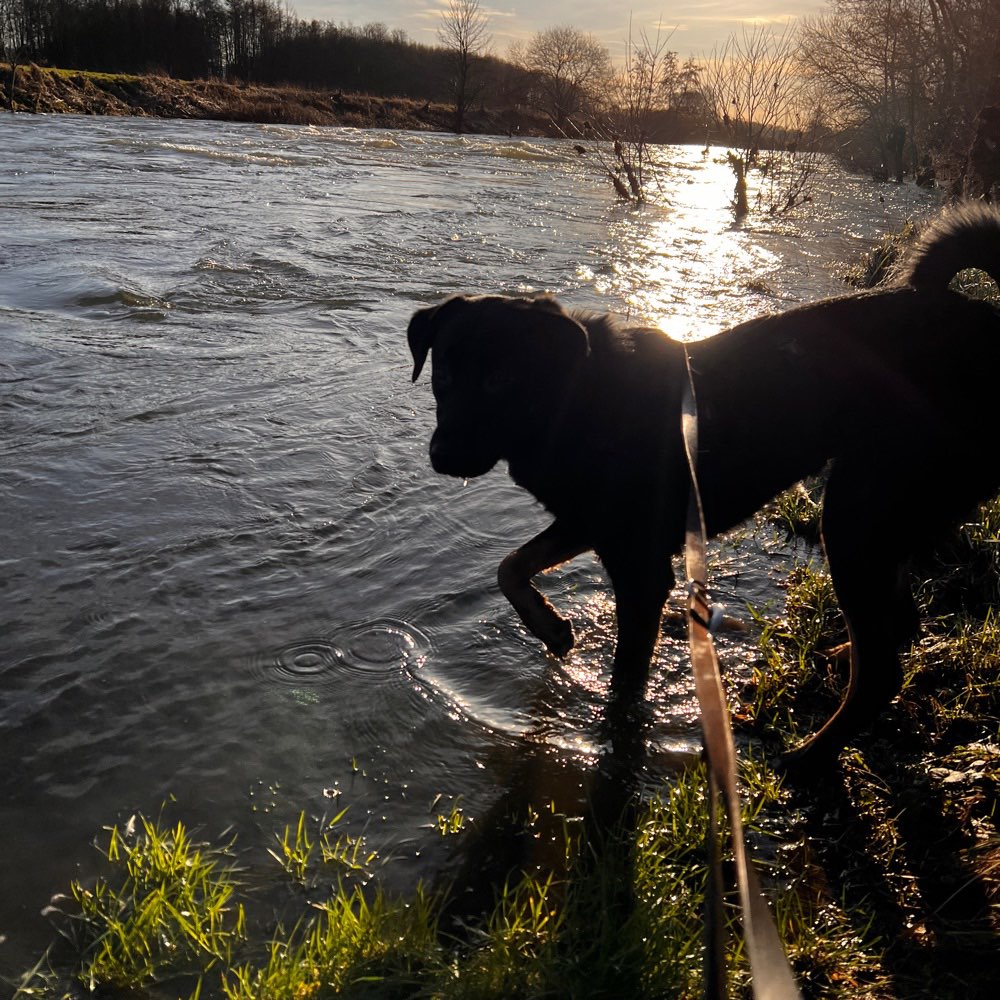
{"left": 681, "top": 347, "right": 801, "bottom": 1000}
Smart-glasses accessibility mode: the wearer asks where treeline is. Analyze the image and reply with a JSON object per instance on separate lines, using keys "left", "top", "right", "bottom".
{"left": 800, "top": 0, "right": 999, "bottom": 183}
{"left": 0, "top": 0, "right": 521, "bottom": 104}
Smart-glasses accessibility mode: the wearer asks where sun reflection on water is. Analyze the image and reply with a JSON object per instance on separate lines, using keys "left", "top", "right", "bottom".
{"left": 575, "top": 142, "right": 937, "bottom": 344}
{"left": 580, "top": 147, "right": 795, "bottom": 341}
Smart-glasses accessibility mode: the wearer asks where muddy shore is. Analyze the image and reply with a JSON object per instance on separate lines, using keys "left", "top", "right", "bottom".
{"left": 2, "top": 63, "right": 554, "bottom": 137}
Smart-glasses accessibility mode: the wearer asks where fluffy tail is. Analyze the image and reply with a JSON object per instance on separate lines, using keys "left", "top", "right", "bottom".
{"left": 899, "top": 201, "right": 1000, "bottom": 290}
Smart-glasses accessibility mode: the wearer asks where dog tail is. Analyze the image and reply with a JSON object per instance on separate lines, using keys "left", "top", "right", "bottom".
{"left": 899, "top": 201, "right": 1000, "bottom": 290}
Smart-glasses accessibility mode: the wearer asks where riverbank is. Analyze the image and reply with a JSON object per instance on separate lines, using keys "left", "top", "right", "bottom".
{"left": 1, "top": 63, "right": 553, "bottom": 136}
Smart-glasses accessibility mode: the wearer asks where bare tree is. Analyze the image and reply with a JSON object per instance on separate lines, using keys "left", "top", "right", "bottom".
{"left": 799, "top": 1, "right": 927, "bottom": 182}
{"left": 438, "top": 0, "right": 490, "bottom": 133}
{"left": 0, "top": 0, "right": 24, "bottom": 109}
{"left": 701, "top": 22, "right": 818, "bottom": 217}
{"left": 599, "top": 21, "right": 678, "bottom": 202}
{"left": 518, "top": 25, "right": 611, "bottom": 128}
{"left": 800, "top": 0, "right": 999, "bottom": 184}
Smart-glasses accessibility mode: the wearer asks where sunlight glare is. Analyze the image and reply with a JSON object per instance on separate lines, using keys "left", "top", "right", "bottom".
{"left": 596, "top": 146, "right": 784, "bottom": 341}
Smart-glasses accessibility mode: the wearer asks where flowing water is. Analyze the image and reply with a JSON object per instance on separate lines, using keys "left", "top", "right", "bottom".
{"left": 0, "top": 113, "right": 937, "bottom": 974}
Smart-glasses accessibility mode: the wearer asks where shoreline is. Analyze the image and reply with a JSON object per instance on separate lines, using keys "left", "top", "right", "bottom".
{"left": 1, "top": 63, "right": 555, "bottom": 137}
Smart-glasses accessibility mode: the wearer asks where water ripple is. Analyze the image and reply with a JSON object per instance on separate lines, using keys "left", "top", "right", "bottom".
{"left": 334, "top": 618, "right": 430, "bottom": 676}
{"left": 257, "top": 618, "right": 430, "bottom": 689}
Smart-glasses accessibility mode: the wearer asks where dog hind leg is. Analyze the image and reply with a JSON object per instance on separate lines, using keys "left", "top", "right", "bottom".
{"left": 781, "top": 457, "right": 921, "bottom": 774}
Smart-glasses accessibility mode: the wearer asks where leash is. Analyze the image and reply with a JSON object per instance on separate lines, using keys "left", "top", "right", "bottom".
{"left": 681, "top": 346, "right": 801, "bottom": 1000}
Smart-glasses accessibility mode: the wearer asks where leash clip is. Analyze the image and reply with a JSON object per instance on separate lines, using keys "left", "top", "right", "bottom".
{"left": 687, "top": 579, "right": 724, "bottom": 634}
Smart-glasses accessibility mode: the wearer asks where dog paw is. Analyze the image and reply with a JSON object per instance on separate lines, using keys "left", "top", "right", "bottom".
{"left": 776, "top": 740, "right": 840, "bottom": 782}
{"left": 515, "top": 598, "right": 575, "bottom": 657}
{"left": 541, "top": 617, "right": 575, "bottom": 658}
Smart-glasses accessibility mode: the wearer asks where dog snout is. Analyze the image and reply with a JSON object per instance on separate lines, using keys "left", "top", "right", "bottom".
{"left": 428, "top": 435, "right": 451, "bottom": 474}
{"left": 428, "top": 429, "right": 497, "bottom": 478}
{"left": 429, "top": 432, "right": 465, "bottom": 476}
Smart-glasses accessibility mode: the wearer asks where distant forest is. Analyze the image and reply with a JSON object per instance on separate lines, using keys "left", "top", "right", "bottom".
{"left": 0, "top": 0, "right": 522, "bottom": 105}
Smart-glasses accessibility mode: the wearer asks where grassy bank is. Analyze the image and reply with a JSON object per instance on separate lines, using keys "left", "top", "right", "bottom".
{"left": 13, "top": 765, "right": 890, "bottom": 999}
{"left": 0, "top": 63, "right": 553, "bottom": 135}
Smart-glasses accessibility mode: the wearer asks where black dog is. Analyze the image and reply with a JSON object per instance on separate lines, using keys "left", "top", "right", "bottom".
{"left": 408, "top": 204, "right": 1000, "bottom": 772}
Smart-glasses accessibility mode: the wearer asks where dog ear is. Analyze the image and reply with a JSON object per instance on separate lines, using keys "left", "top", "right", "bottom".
{"left": 407, "top": 306, "right": 435, "bottom": 383}
{"left": 408, "top": 296, "right": 479, "bottom": 381}
{"left": 407, "top": 300, "right": 449, "bottom": 382}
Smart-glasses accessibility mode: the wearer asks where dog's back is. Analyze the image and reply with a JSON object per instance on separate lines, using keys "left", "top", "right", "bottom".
{"left": 687, "top": 207, "right": 1000, "bottom": 533}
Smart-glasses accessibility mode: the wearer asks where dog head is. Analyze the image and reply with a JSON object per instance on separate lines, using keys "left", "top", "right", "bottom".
{"left": 408, "top": 294, "right": 590, "bottom": 478}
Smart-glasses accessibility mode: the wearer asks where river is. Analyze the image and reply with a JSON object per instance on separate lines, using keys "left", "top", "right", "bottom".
{"left": 0, "top": 112, "right": 938, "bottom": 976}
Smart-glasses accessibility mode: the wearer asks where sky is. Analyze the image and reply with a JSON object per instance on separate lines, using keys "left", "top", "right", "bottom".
{"left": 291, "top": 2, "right": 828, "bottom": 61}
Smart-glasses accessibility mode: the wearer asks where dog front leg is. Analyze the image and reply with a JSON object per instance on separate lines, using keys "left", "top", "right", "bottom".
{"left": 498, "top": 520, "right": 589, "bottom": 657}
